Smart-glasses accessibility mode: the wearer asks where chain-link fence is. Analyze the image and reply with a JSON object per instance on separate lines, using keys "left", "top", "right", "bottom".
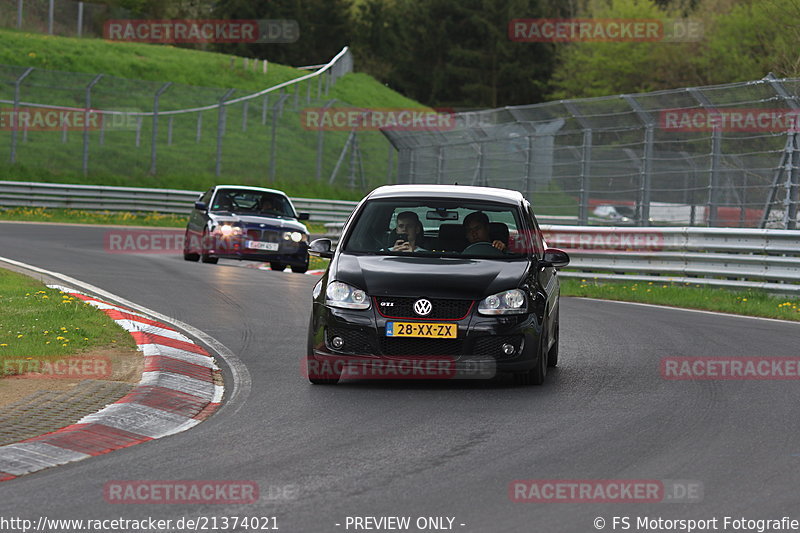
{"left": 384, "top": 75, "right": 800, "bottom": 229}
{"left": 0, "top": 0, "right": 125, "bottom": 38}
{"left": 0, "top": 47, "right": 399, "bottom": 191}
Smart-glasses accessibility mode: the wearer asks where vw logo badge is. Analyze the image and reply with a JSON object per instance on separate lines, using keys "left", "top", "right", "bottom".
{"left": 413, "top": 298, "right": 432, "bottom": 316}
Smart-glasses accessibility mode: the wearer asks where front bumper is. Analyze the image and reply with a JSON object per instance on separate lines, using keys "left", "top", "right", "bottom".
{"left": 308, "top": 301, "right": 544, "bottom": 379}
{"left": 207, "top": 237, "right": 308, "bottom": 264}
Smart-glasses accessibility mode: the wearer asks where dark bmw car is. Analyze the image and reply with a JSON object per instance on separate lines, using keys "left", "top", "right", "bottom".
{"left": 183, "top": 185, "right": 311, "bottom": 272}
{"left": 306, "top": 184, "right": 569, "bottom": 385}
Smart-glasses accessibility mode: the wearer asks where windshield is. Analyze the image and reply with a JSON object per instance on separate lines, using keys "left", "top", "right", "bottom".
{"left": 210, "top": 189, "right": 295, "bottom": 218}
{"left": 343, "top": 198, "right": 530, "bottom": 259}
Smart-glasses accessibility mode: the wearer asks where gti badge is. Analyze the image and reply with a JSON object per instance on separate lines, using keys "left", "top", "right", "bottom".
{"left": 413, "top": 298, "right": 432, "bottom": 316}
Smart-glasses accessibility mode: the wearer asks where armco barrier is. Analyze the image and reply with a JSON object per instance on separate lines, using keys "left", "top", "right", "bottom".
{"left": 0, "top": 181, "right": 358, "bottom": 222}
{"left": 322, "top": 223, "right": 800, "bottom": 295}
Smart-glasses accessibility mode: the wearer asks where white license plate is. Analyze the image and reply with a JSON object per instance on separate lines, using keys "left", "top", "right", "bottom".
{"left": 246, "top": 241, "right": 279, "bottom": 251}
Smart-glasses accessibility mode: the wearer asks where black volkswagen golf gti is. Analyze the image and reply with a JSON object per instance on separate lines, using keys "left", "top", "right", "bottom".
{"left": 306, "top": 184, "right": 569, "bottom": 385}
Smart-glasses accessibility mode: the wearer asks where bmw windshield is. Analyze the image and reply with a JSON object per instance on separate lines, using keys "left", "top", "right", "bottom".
{"left": 342, "top": 199, "right": 533, "bottom": 259}
{"left": 210, "top": 189, "right": 296, "bottom": 218}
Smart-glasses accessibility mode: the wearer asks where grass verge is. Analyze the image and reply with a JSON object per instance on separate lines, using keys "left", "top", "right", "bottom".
{"left": 560, "top": 278, "right": 800, "bottom": 321}
{"left": 0, "top": 268, "right": 135, "bottom": 374}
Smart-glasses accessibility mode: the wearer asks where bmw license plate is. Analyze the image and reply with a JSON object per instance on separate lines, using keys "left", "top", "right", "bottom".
{"left": 385, "top": 322, "right": 457, "bottom": 338}
{"left": 246, "top": 241, "right": 279, "bottom": 251}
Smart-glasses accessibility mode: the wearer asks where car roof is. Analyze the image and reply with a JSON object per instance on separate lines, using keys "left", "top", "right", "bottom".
{"left": 214, "top": 185, "right": 288, "bottom": 197}
{"left": 367, "top": 184, "right": 524, "bottom": 205}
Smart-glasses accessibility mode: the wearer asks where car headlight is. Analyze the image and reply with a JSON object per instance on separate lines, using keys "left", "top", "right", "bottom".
{"left": 478, "top": 289, "right": 527, "bottom": 315}
{"left": 215, "top": 224, "right": 241, "bottom": 237}
{"left": 283, "top": 231, "right": 306, "bottom": 242}
{"left": 325, "top": 281, "right": 370, "bottom": 309}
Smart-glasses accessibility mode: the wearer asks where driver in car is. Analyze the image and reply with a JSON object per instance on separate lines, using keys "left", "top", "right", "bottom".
{"left": 463, "top": 211, "right": 506, "bottom": 251}
{"left": 389, "top": 211, "right": 427, "bottom": 252}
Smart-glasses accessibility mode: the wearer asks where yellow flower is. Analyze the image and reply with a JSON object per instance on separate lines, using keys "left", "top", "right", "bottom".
{"left": 742, "top": 298, "right": 748, "bottom": 302}
{"left": 0, "top": 344, "right": 7, "bottom": 347}
{"left": 16, "top": 334, "right": 23, "bottom": 338}
{"left": 56, "top": 336, "right": 65, "bottom": 340}
{"left": 28, "top": 52, "right": 36, "bottom": 58}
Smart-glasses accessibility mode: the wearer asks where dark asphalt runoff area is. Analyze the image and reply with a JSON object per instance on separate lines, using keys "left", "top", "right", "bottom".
{"left": 2, "top": 221, "right": 800, "bottom": 533}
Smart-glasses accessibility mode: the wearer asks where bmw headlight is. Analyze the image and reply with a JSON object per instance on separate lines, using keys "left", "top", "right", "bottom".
{"left": 283, "top": 231, "right": 307, "bottom": 242}
{"left": 325, "top": 281, "right": 370, "bottom": 309}
{"left": 478, "top": 289, "right": 527, "bottom": 315}
{"left": 215, "top": 224, "right": 241, "bottom": 237}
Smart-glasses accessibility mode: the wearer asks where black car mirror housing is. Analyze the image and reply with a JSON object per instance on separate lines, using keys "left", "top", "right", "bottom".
{"left": 194, "top": 201, "right": 207, "bottom": 211}
{"left": 541, "top": 248, "right": 570, "bottom": 268}
{"left": 309, "top": 238, "right": 334, "bottom": 259}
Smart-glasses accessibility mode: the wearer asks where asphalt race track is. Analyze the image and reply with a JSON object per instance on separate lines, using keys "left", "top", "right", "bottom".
{"left": 2, "top": 221, "right": 800, "bottom": 533}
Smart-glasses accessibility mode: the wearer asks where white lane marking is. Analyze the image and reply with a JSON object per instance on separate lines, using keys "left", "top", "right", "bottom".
{"left": 570, "top": 296, "right": 800, "bottom": 326}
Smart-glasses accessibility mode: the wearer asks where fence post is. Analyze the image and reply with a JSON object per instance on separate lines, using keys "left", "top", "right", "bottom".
{"left": 16, "top": 0, "right": 22, "bottom": 29}
{"left": 242, "top": 101, "right": 248, "bottom": 132}
{"left": 316, "top": 99, "right": 336, "bottom": 181}
{"left": 10, "top": 67, "right": 33, "bottom": 164}
{"left": 48, "top": 0, "right": 54, "bottom": 34}
{"left": 215, "top": 88, "right": 236, "bottom": 177}
{"left": 82, "top": 74, "right": 103, "bottom": 176}
{"left": 564, "top": 101, "right": 593, "bottom": 225}
{"left": 387, "top": 144, "right": 395, "bottom": 184}
{"left": 150, "top": 81, "right": 172, "bottom": 175}
{"left": 269, "top": 93, "right": 290, "bottom": 182}
{"left": 261, "top": 94, "right": 269, "bottom": 125}
{"left": 623, "top": 95, "right": 654, "bottom": 227}
{"left": 196, "top": 113, "right": 202, "bottom": 143}
{"left": 765, "top": 73, "right": 800, "bottom": 229}
{"left": 77, "top": 2, "right": 84, "bottom": 37}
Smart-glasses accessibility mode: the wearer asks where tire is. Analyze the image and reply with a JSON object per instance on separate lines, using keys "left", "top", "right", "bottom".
{"left": 291, "top": 259, "right": 309, "bottom": 274}
{"left": 200, "top": 229, "right": 218, "bottom": 264}
{"left": 547, "top": 310, "right": 559, "bottom": 368}
{"left": 513, "top": 325, "right": 548, "bottom": 386}
{"left": 270, "top": 262, "right": 286, "bottom": 271}
{"left": 183, "top": 231, "right": 200, "bottom": 261}
{"left": 306, "top": 356, "right": 340, "bottom": 385}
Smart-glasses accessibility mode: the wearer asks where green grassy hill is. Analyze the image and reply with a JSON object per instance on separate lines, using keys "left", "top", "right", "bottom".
{"left": 0, "top": 29, "right": 423, "bottom": 200}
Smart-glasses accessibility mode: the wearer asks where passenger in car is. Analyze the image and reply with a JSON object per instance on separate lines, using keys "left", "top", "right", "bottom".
{"left": 389, "top": 211, "right": 427, "bottom": 252}
{"left": 463, "top": 211, "right": 507, "bottom": 251}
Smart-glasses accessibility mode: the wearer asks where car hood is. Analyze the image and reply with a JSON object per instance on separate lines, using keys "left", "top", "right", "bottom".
{"left": 209, "top": 213, "right": 307, "bottom": 232}
{"left": 333, "top": 254, "right": 530, "bottom": 300}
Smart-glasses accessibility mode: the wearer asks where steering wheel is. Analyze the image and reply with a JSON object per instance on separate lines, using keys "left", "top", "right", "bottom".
{"left": 462, "top": 242, "right": 505, "bottom": 256}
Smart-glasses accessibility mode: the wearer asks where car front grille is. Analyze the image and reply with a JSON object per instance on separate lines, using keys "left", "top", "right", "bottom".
{"left": 375, "top": 297, "right": 473, "bottom": 320}
{"left": 244, "top": 228, "right": 281, "bottom": 242}
{"left": 379, "top": 337, "right": 464, "bottom": 356}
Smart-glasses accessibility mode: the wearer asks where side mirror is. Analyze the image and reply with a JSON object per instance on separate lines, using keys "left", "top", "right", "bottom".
{"left": 309, "top": 238, "right": 334, "bottom": 259}
{"left": 298, "top": 212, "right": 310, "bottom": 221}
{"left": 194, "top": 201, "right": 207, "bottom": 211}
{"left": 541, "top": 248, "right": 570, "bottom": 268}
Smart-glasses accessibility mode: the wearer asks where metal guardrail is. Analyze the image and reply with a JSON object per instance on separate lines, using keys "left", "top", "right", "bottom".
{"left": 322, "top": 221, "right": 800, "bottom": 295}
{"left": 2, "top": 180, "right": 797, "bottom": 294}
{"left": 542, "top": 225, "right": 800, "bottom": 295}
{"left": 0, "top": 180, "right": 358, "bottom": 222}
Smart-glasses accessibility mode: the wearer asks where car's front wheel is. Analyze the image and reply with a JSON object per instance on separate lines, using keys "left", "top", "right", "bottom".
{"left": 514, "top": 326, "right": 548, "bottom": 386}
{"left": 200, "top": 229, "right": 218, "bottom": 264}
{"left": 183, "top": 230, "right": 200, "bottom": 261}
{"left": 270, "top": 262, "right": 286, "bottom": 271}
{"left": 306, "top": 357, "right": 341, "bottom": 385}
{"left": 291, "top": 259, "right": 309, "bottom": 274}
